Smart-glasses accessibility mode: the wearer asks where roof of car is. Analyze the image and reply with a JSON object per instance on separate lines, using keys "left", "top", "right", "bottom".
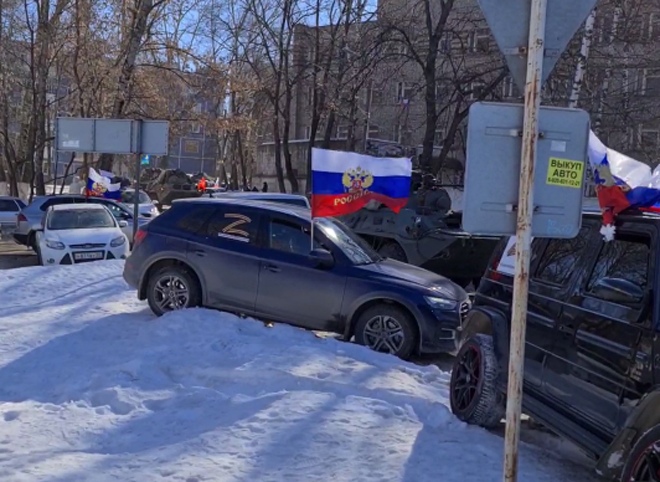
{"left": 172, "top": 196, "right": 312, "bottom": 220}
{"left": 49, "top": 203, "right": 109, "bottom": 211}
{"left": 218, "top": 192, "right": 307, "bottom": 199}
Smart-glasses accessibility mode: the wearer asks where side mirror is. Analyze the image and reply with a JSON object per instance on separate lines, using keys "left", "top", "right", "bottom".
{"left": 591, "top": 277, "right": 644, "bottom": 304}
{"left": 309, "top": 248, "right": 334, "bottom": 269}
{"left": 118, "top": 220, "right": 129, "bottom": 228}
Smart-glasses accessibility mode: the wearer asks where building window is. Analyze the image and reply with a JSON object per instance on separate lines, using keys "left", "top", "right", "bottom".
{"left": 193, "top": 102, "right": 203, "bottom": 114}
{"left": 392, "top": 124, "right": 402, "bottom": 143}
{"left": 368, "top": 124, "right": 379, "bottom": 138}
{"left": 368, "top": 86, "right": 382, "bottom": 105}
{"left": 641, "top": 69, "right": 660, "bottom": 96}
{"left": 646, "top": 12, "right": 660, "bottom": 41}
{"left": 502, "top": 76, "right": 520, "bottom": 98}
{"left": 469, "top": 28, "right": 490, "bottom": 53}
{"left": 307, "top": 86, "right": 313, "bottom": 106}
{"left": 395, "top": 81, "right": 414, "bottom": 103}
{"left": 468, "top": 81, "right": 485, "bottom": 100}
{"left": 434, "top": 128, "right": 445, "bottom": 145}
{"left": 640, "top": 128, "right": 660, "bottom": 149}
{"left": 304, "top": 126, "right": 311, "bottom": 140}
{"left": 336, "top": 125, "right": 349, "bottom": 139}
{"left": 191, "top": 123, "right": 202, "bottom": 134}
{"left": 184, "top": 140, "right": 200, "bottom": 154}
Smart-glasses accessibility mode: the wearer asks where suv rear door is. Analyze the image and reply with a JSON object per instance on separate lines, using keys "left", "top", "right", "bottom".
{"left": 187, "top": 205, "right": 263, "bottom": 314}
{"left": 546, "top": 222, "right": 654, "bottom": 436}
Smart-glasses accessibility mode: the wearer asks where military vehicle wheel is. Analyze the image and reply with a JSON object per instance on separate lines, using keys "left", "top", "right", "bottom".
{"left": 378, "top": 242, "right": 407, "bottom": 262}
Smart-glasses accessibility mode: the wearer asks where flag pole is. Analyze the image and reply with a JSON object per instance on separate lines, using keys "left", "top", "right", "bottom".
{"left": 310, "top": 152, "right": 315, "bottom": 252}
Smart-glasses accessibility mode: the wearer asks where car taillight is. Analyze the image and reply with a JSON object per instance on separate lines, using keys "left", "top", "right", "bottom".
{"left": 17, "top": 213, "right": 27, "bottom": 222}
{"left": 133, "top": 228, "right": 148, "bottom": 248}
{"left": 487, "top": 256, "right": 503, "bottom": 281}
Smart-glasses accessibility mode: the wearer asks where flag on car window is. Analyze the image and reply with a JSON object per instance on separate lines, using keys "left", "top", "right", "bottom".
{"left": 85, "top": 168, "right": 122, "bottom": 200}
{"left": 310, "top": 148, "right": 412, "bottom": 217}
{"left": 588, "top": 130, "right": 660, "bottom": 241}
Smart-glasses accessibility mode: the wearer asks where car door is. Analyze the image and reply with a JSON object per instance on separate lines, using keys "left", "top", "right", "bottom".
{"left": 187, "top": 205, "right": 263, "bottom": 314}
{"left": 547, "top": 223, "right": 653, "bottom": 435}
{"left": 254, "top": 215, "right": 347, "bottom": 332}
{"left": 0, "top": 199, "right": 20, "bottom": 226}
{"left": 525, "top": 221, "right": 593, "bottom": 392}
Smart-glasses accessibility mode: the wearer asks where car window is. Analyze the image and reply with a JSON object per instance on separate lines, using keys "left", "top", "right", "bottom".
{"left": 174, "top": 205, "right": 216, "bottom": 234}
{"left": 47, "top": 209, "right": 116, "bottom": 230}
{"left": 269, "top": 219, "right": 321, "bottom": 255}
{"left": 40, "top": 197, "right": 75, "bottom": 211}
{"left": 586, "top": 234, "right": 650, "bottom": 295}
{"left": 87, "top": 198, "right": 130, "bottom": 219}
{"left": 204, "top": 208, "right": 260, "bottom": 244}
{"left": 0, "top": 200, "right": 19, "bottom": 212}
{"left": 533, "top": 225, "right": 592, "bottom": 287}
{"left": 16, "top": 199, "right": 26, "bottom": 209}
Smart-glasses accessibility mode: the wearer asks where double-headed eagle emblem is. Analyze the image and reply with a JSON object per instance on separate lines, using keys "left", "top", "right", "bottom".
{"left": 342, "top": 166, "right": 373, "bottom": 193}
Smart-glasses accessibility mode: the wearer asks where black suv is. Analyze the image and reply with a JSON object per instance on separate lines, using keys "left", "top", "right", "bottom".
{"left": 450, "top": 209, "right": 660, "bottom": 482}
{"left": 123, "top": 197, "right": 469, "bottom": 359}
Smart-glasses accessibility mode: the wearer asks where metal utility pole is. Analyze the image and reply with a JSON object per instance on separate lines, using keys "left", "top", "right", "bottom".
{"left": 503, "top": 0, "right": 547, "bottom": 480}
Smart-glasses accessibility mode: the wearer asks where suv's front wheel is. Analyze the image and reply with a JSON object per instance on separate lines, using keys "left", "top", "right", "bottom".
{"left": 146, "top": 265, "right": 201, "bottom": 316}
{"left": 450, "top": 334, "right": 504, "bottom": 428}
{"left": 354, "top": 304, "right": 417, "bottom": 360}
{"left": 621, "top": 425, "right": 660, "bottom": 482}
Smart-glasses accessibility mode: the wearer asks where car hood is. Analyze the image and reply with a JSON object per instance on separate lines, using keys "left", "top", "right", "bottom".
{"left": 356, "top": 258, "right": 467, "bottom": 301}
{"left": 49, "top": 228, "right": 121, "bottom": 245}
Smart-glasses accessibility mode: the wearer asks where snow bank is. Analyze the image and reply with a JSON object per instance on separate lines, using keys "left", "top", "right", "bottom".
{"left": 0, "top": 262, "right": 598, "bottom": 481}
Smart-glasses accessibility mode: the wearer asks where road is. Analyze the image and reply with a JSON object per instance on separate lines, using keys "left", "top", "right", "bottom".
{"left": 0, "top": 238, "right": 37, "bottom": 270}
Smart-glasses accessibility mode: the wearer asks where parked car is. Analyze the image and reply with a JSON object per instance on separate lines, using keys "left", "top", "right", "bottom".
{"left": 35, "top": 203, "right": 129, "bottom": 265}
{"left": 120, "top": 189, "right": 160, "bottom": 218}
{"left": 123, "top": 197, "right": 469, "bottom": 359}
{"left": 13, "top": 194, "right": 149, "bottom": 249}
{"left": 449, "top": 208, "right": 660, "bottom": 482}
{"left": 210, "top": 191, "right": 311, "bottom": 209}
{"left": 0, "top": 196, "right": 26, "bottom": 236}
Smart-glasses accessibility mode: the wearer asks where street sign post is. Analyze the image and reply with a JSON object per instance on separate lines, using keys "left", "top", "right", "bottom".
{"left": 55, "top": 117, "right": 169, "bottom": 241}
{"left": 471, "top": 0, "right": 597, "bottom": 481}
{"left": 477, "top": 0, "right": 598, "bottom": 92}
{"left": 55, "top": 118, "right": 169, "bottom": 155}
{"left": 463, "top": 102, "right": 590, "bottom": 238}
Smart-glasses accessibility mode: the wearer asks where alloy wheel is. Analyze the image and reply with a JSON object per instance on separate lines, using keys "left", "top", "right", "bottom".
{"left": 630, "top": 442, "right": 660, "bottom": 482}
{"left": 451, "top": 346, "right": 481, "bottom": 412}
{"left": 362, "top": 315, "right": 405, "bottom": 354}
{"left": 153, "top": 275, "right": 190, "bottom": 312}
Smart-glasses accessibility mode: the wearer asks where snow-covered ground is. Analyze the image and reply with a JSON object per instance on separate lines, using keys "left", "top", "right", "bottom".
{"left": 0, "top": 262, "right": 600, "bottom": 482}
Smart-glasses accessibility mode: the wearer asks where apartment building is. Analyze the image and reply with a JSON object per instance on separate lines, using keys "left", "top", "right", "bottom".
{"left": 253, "top": 0, "right": 660, "bottom": 192}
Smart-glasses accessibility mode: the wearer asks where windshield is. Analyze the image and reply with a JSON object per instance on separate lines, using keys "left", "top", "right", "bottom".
{"left": 47, "top": 209, "right": 116, "bottom": 230}
{"left": 316, "top": 217, "right": 382, "bottom": 265}
{"left": 121, "top": 190, "right": 151, "bottom": 204}
{"left": 276, "top": 198, "right": 309, "bottom": 207}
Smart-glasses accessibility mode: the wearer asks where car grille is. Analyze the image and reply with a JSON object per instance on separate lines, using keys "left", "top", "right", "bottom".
{"left": 69, "top": 243, "right": 106, "bottom": 249}
{"left": 459, "top": 300, "right": 471, "bottom": 323}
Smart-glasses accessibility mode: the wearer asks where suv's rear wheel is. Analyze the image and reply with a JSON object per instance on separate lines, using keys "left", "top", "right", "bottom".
{"left": 450, "top": 334, "right": 504, "bottom": 428}
{"left": 146, "top": 266, "right": 201, "bottom": 316}
{"left": 622, "top": 425, "right": 660, "bottom": 482}
{"left": 354, "top": 304, "right": 417, "bottom": 360}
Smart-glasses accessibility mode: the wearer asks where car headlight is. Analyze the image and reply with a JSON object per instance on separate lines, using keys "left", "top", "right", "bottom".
{"left": 45, "top": 239, "right": 65, "bottom": 250}
{"left": 110, "top": 235, "right": 126, "bottom": 247}
{"left": 424, "top": 296, "right": 457, "bottom": 310}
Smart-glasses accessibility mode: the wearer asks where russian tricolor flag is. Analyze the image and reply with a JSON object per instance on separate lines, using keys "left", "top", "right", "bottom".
{"left": 311, "top": 148, "right": 412, "bottom": 218}
{"left": 85, "top": 167, "right": 122, "bottom": 200}
{"left": 588, "top": 131, "right": 660, "bottom": 240}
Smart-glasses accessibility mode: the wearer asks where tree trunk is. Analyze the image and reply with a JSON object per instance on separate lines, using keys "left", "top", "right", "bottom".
{"left": 98, "top": 0, "right": 154, "bottom": 172}
{"left": 272, "top": 120, "right": 286, "bottom": 192}
{"left": 568, "top": 8, "right": 596, "bottom": 109}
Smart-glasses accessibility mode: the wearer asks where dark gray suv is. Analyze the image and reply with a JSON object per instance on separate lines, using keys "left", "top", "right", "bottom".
{"left": 123, "top": 197, "right": 470, "bottom": 359}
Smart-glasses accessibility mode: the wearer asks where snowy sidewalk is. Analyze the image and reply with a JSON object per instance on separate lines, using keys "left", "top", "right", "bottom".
{"left": 0, "top": 262, "right": 599, "bottom": 482}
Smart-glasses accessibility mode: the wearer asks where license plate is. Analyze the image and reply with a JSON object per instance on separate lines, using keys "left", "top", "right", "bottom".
{"left": 73, "top": 251, "right": 104, "bottom": 260}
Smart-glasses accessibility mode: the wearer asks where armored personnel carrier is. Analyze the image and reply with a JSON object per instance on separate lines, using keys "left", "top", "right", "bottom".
{"left": 141, "top": 169, "right": 201, "bottom": 208}
{"left": 338, "top": 171, "right": 500, "bottom": 288}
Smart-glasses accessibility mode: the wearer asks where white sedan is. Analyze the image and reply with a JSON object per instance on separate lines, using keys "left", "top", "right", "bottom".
{"left": 35, "top": 203, "right": 130, "bottom": 266}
